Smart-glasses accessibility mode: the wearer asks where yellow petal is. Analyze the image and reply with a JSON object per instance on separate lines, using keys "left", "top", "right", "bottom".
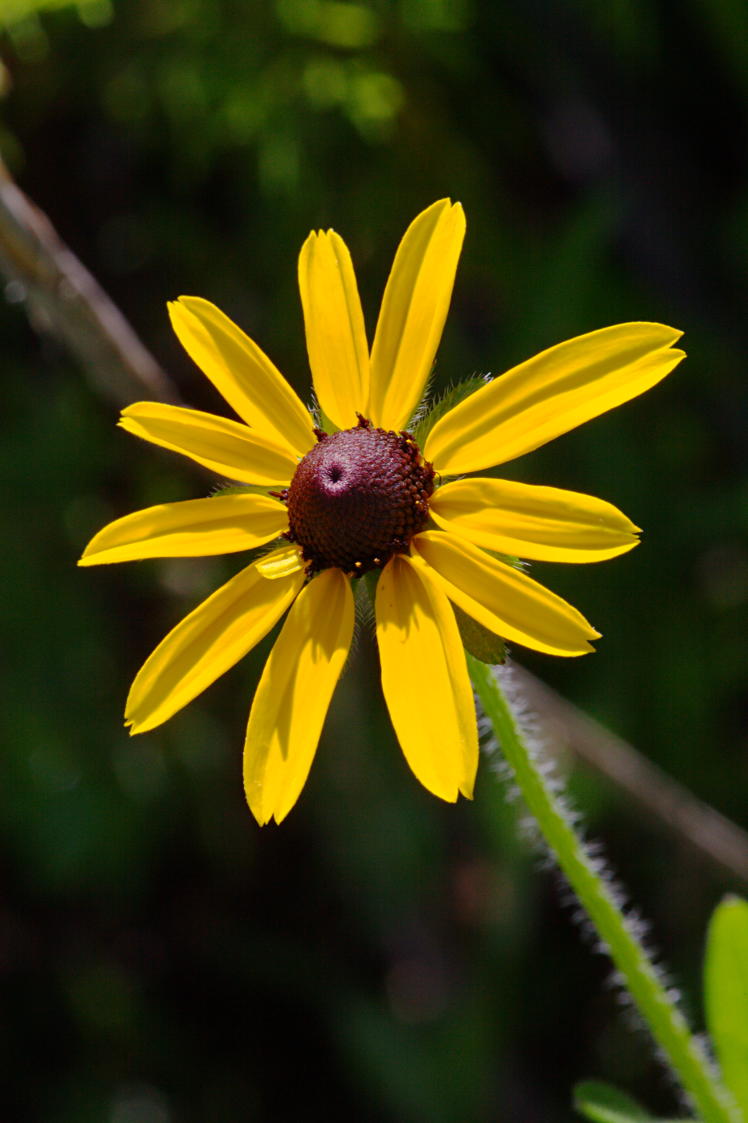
{"left": 430, "top": 477, "right": 640, "bottom": 563}
{"left": 425, "top": 322, "right": 685, "bottom": 475}
{"left": 255, "top": 544, "right": 305, "bottom": 579}
{"left": 78, "top": 494, "right": 288, "bottom": 566}
{"left": 298, "top": 229, "right": 369, "bottom": 428}
{"left": 169, "top": 297, "right": 316, "bottom": 457}
{"left": 244, "top": 569, "right": 353, "bottom": 825}
{"left": 125, "top": 551, "right": 304, "bottom": 734}
{"left": 411, "top": 530, "right": 599, "bottom": 657}
{"left": 120, "top": 402, "right": 298, "bottom": 486}
{"left": 369, "top": 199, "right": 466, "bottom": 432}
{"left": 375, "top": 554, "right": 477, "bottom": 801}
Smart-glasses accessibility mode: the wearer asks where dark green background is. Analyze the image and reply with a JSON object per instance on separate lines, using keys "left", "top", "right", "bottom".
{"left": 2, "top": 1, "right": 747, "bottom": 1120}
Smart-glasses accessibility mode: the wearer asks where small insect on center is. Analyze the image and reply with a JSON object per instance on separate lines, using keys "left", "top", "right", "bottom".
{"left": 285, "top": 416, "right": 435, "bottom": 576}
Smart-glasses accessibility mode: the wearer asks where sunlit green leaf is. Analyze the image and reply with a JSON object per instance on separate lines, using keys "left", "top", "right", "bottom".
{"left": 573, "top": 1080, "right": 691, "bottom": 1123}
{"left": 411, "top": 375, "right": 490, "bottom": 451}
{"left": 1, "top": 0, "right": 111, "bottom": 29}
{"left": 276, "top": 0, "right": 380, "bottom": 49}
{"left": 704, "top": 896, "right": 748, "bottom": 1117}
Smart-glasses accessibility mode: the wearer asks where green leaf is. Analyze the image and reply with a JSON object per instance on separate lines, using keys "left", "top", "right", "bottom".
{"left": 452, "top": 603, "right": 506, "bottom": 665}
{"left": 360, "top": 567, "right": 381, "bottom": 605}
{"left": 210, "top": 483, "right": 272, "bottom": 498}
{"left": 315, "top": 404, "right": 339, "bottom": 436}
{"left": 411, "top": 375, "right": 490, "bottom": 451}
{"left": 573, "top": 1080, "right": 692, "bottom": 1123}
{"left": 704, "top": 895, "right": 748, "bottom": 1117}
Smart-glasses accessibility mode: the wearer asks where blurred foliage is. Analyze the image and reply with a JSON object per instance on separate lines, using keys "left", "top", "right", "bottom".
{"left": 1, "top": 0, "right": 748, "bottom": 1120}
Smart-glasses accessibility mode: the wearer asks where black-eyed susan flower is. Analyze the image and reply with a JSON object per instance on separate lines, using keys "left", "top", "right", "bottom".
{"left": 80, "top": 200, "right": 684, "bottom": 825}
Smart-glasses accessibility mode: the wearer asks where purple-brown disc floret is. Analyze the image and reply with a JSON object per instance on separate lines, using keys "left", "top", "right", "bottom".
{"left": 285, "top": 416, "right": 434, "bottom": 576}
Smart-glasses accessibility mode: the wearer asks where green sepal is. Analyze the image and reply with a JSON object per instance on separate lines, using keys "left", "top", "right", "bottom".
{"left": 411, "top": 374, "right": 491, "bottom": 451}
{"left": 314, "top": 404, "right": 339, "bottom": 436}
{"left": 452, "top": 603, "right": 506, "bottom": 665}
{"left": 704, "top": 895, "right": 748, "bottom": 1118}
{"left": 210, "top": 482, "right": 279, "bottom": 498}
{"left": 360, "top": 567, "right": 381, "bottom": 606}
{"left": 573, "top": 1080, "right": 692, "bottom": 1123}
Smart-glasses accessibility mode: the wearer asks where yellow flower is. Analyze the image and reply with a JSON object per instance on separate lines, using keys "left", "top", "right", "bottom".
{"left": 80, "top": 200, "right": 684, "bottom": 825}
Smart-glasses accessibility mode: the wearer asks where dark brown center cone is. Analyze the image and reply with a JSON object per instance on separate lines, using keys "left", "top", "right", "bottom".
{"left": 285, "top": 418, "right": 434, "bottom": 576}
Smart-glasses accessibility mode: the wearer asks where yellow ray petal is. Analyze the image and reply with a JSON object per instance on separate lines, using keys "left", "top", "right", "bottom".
{"left": 298, "top": 229, "right": 369, "bottom": 428}
{"left": 369, "top": 199, "right": 466, "bottom": 432}
{"left": 125, "top": 551, "right": 304, "bottom": 734}
{"left": 411, "top": 531, "right": 599, "bottom": 657}
{"left": 375, "top": 555, "right": 477, "bottom": 801}
{"left": 425, "top": 322, "right": 685, "bottom": 475}
{"left": 120, "top": 402, "right": 298, "bottom": 486}
{"left": 79, "top": 494, "right": 288, "bottom": 566}
{"left": 244, "top": 569, "right": 353, "bottom": 826}
{"left": 255, "top": 544, "right": 305, "bottom": 579}
{"left": 169, "top": 296, "right": 316, "bottom": 457}
{"left": 430, "top": 477, "right": 640, "bottom": 563}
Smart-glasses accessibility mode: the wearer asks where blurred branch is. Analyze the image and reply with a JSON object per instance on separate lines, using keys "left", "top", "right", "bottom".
{"left": 4, "top": 158, "right": 746, "bottom": 885}
{"left": 515, "top": 665, "right": 748, "bottom": 884}
{"left": 0, "top": 155, "right": 178, "bottom": 405}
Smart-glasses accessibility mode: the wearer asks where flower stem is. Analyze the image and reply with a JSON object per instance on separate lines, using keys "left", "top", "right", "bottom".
{"left": 468, "top": 656, "right": 738, "bottom": 1123}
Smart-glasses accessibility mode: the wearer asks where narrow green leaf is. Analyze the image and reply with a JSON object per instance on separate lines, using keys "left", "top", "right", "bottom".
{"left": 452, "top": 603, "right": 506, "bottom": 665}
{"left": 573, "top": 1080, "right": 691, "bottom": 1123}
{"left": 574, "top": 1080, "right": 651, "bottom": 1123}
{"left": 704, "top": 896, "right": 748, "bottom": 1118}
{"left": 315, "top": 404, "right": 339, "bottom": 436}
{"left": 211, "top": 482, "right": 283, "bottom": 499}
{"left": 411, "top": 375, "right": 490, "bottom": 451}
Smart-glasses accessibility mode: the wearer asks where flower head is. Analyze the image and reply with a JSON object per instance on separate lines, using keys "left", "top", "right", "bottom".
{"left": 80, "top": 200, "right": 684, "bottom": 824}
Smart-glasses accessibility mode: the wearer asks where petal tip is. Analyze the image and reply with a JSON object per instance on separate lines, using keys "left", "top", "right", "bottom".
{"left": 167, "top": 297, "right": 187, "bottom": 317}
{"left": 244, "top": 783, "right": 275, "bottom": 827}
{"left": 248, "top": 805, "right": 270, "bottom": 827}
{"left": 125, "top": 703, "right": 152, "bottom": 735}
{"left": 561, "top": 632, "right": 600, "bottom": 656}
{"left": 431, "top": 196, "right": 458, "bottom": 213}
{"left": 419, "top": 776, "right": 460, "bottom": 803}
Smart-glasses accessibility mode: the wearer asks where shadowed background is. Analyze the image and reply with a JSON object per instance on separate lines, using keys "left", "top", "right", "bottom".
{"left": 1, "top": 1, "right": 748, "bottom": 1120}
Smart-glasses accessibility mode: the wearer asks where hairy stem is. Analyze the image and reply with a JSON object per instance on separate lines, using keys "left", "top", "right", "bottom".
{"left": 468, "top": 656, "right": 738, "bottom": 1123}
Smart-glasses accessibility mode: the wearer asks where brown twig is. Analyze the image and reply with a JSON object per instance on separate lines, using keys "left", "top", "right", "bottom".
{"left": 2, "top": 155, "right": 746, "bottom": 883}
{"left": 515, "top": 665, "right": 748, "bottom": 884}
{"left": 0, "top": 155, "right": 177, "bottom": 405}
